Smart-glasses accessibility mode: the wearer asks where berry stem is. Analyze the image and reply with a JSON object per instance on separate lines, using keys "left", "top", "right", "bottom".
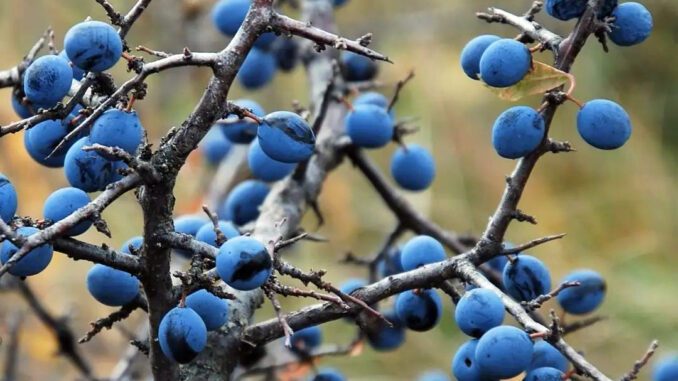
{"left": 565, "top": 94, "right": 584, "bottom": 109}
{"left": 126, "top": 94, "right": 136, "bottom": 112}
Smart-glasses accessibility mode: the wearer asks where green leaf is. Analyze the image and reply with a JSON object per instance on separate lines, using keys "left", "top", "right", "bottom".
{"left": 484, "top": 61, "right": 571, "bottom": 102}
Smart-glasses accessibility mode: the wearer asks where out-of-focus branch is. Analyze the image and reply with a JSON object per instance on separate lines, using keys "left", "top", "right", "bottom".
{"left": 16, "top": 281, "right": 93, "bottom": 378}
{"left": 3, "top": 311, "right": 23, "bottom": 381}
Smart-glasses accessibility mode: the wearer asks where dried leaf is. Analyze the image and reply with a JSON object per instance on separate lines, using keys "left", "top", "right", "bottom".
{"left": 484, "top": 61, "right": 570, "bottom": 102}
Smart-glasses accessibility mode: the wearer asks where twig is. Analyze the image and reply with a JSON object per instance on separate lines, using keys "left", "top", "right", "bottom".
{"left": 202, "top": 205, "right": 227, "bottom": 246}
{"left": 79, "top": 296, "right": 145, "bottom": 344}
{"left": 501, "top": 233, "right": 567, "bottom": 255}
{"left": 476, "top": 6, "right": 563, "bottom": 51}
{"left": 619, "top": 340, "right": 659, "bottom": 381}
{"left": 522, "top": 281, "right": 581, "bottom": 312}
{"left": 562, "top": 315, "right": 607, "bottom": 336}
{"left": 387, "top": 70, "right": 415, "bottom": 112}
{"left": 263, "top": 283, "right": 294, "bottom": 347}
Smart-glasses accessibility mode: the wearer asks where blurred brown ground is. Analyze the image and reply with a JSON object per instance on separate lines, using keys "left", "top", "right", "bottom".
{"left": 0, "top": 1, "right": 676, "bottom": 380}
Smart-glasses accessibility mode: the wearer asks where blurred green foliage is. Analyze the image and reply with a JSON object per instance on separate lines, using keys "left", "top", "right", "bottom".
{"left": 0, "top": 1, "right": 676, "bottom": 380}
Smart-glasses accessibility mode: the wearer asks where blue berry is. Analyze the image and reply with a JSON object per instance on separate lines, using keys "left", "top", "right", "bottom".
{"left": 23, "top": 55, "right": 73, "bottom": 108}
{"left": 400, "top": 235, "right": 446, "bottom": 272}
{"left": 219, "top": 180, "right": 270, "bottom": 225}
{"left": 416, "top": 370, "right": 450, "bottom": 381}
{"left": 64, "top": 21, "right": 122, "bottom": 72}
{"left": 216, "top": 236, "right": 272, "bottom": 290}
{"left": 201, "top": 127, "right": 233, "bottom": 165}
{"left": 577, "top": 99, "right": 631, "bottom": 150}
{"left": 455, "top": 288, "right": 504, "bottom": 338}
{"left": 211, "top": 0, "right": 275, "bottom": 49}
{"left": 653, "top": 354, "right": 678, "bottom": 381}
{"left": 0, "top": 226, "right": 53, "bottom": 277}
{"left": 272, "top": 38, "right": 299, "bottom": 72}
{"left": 460, "top": 35, "right": 501, "bottom": 80}
{"left": 86, "top": 264, "right": 139, "bottom": 306}
{"left": 238, "top": 48, "right": 276, "bottom": 89}
{"left": 173, "top": 215, "right": 208, "bottom": 257}
{"left": 59, "top": 50, "right": 86, "bottom": 80}
{"left": 502, "top": 255, "right": 552, "bottom": 302}
{"left": 11, "top": 92, "right": 33, "bottom": 119}
{"left": 43, "top": 187, "right": 92, "bottom": 236}
{"left": 0, "top": 174, "right": 18, "bottom": 223}
{"left": 309, "top": 368, "right": 346, "bottom": 381}
{"left": 390, "top": 144, "right": 436, "bottom": 191}
{"left": 211, "top": 0, "right": 250, "bottom": 36}
{"left": 492, "top": 106, "right": 545, "bottom": 159}
{"left": 174, "top": 215, "right": 208, "bottom": 238}
{"left": 485, "top": 242, "right": 519, "bottom": 275}
{"left": 159, "top": 307, "right": 207, "bottom": 363}
{"left": 556, "top": 269, "right": 606, "bottom": 315}
{"left": 185, "top": 289, "right": 229, "bottom": 331}
{"left": 476, "top": 325, "right": 534, "bottom": 379}
{"left": 525, "top": 367, "right": 565, "bottom": 381}
{"left": 248, "top": 139, "right": 296, "bottom": 182}
{"left": 367, "top": 309, "right": 405, "bottom": 351}
{"left": 341, "top": 51, "right": 378, "bottom": 82}
{"left": 258, "top": 111, "right": 315, "bottom": 163}
{"left": 120, "top": 236, "right": 143, "bottom": 254}
{"left": 90, "top": 109, "right": 144, "bottom": 156}
{"left": 290, "top": 325, "right": 322, "bottom": 352}
{"left": 219, "top": 99, "right": 265, "bottom": 144}
{"left": 377, "top": 246, "right": 404, "bottom": 278}
{"left": 24, "top": 107, "right": 84, "bottom": 168}
{"left": 339, "top": 278, "right": 367, "bottom": 295}
{"left": 354, "top": 91, "right": 389, "bottom": 110}
{"left": 64, "top": 137, "right": 125, "bottom": 192}
{"left": 195, "top": 221, "right": 240, "bottom": 247}
{"left": 545, "top": 0, "right": 587, "bottom": 20}
{"left": 452, "top": 339, "right": 493, "bottom": 381}
{"left": 529, "top": 340, "right": 569, "bottom": 372}
{"left": 486, "top": 255, "right": 509, "bottom": 275}
{"left": 345, "top": 104, "right": 393, "bottom": 148}
{"left": 394, "top": 289, "right": 443, "bottom": 332}
{"left": 479, "top": 39, "right": 531, "bottom": 88}
{"left": 608, "top": 2, "right": 653, "bottom": 46}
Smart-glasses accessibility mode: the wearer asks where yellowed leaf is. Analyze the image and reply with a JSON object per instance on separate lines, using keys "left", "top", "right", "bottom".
{"left": 484, "top": 61, "right": 571, "bottom": 102}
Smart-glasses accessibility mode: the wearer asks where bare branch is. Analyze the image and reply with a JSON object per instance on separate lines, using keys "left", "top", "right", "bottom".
{"left": 271, "top": 13, "right": 391, "bottom": 63}
{"left": 476, "top": 6, "right": 562, "bottom": 51}
{"left": 387, "top": 70, "right": 415, "bottom": 112}
{"left": 620, "top": 340, "right": 659, "bottom": 381}
{"left": 522, "top": 281, "right": 581, "bottom": 312}
{"left": 79, "top": 296, "right": 146, "bottom": 344}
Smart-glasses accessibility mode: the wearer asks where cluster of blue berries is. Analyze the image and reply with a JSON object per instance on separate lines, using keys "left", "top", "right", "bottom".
{"left": 460, "top": 2, "right": 652, "bottom": 158}
{"left": 546, "top": 1, "right": 653, "bottom": 47}
{"left": 211, "top": 0, "right": 372, "bottom": 91}
{"left": 346, "top": 90, "right": 437, "bottom": 192}
{"left": 13, "top": 20, "right": 145, "bottom": 192}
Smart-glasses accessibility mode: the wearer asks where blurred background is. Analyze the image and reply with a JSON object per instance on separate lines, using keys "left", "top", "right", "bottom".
{"left": 0, "top": 0, "right": 676, "bottom": 380}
